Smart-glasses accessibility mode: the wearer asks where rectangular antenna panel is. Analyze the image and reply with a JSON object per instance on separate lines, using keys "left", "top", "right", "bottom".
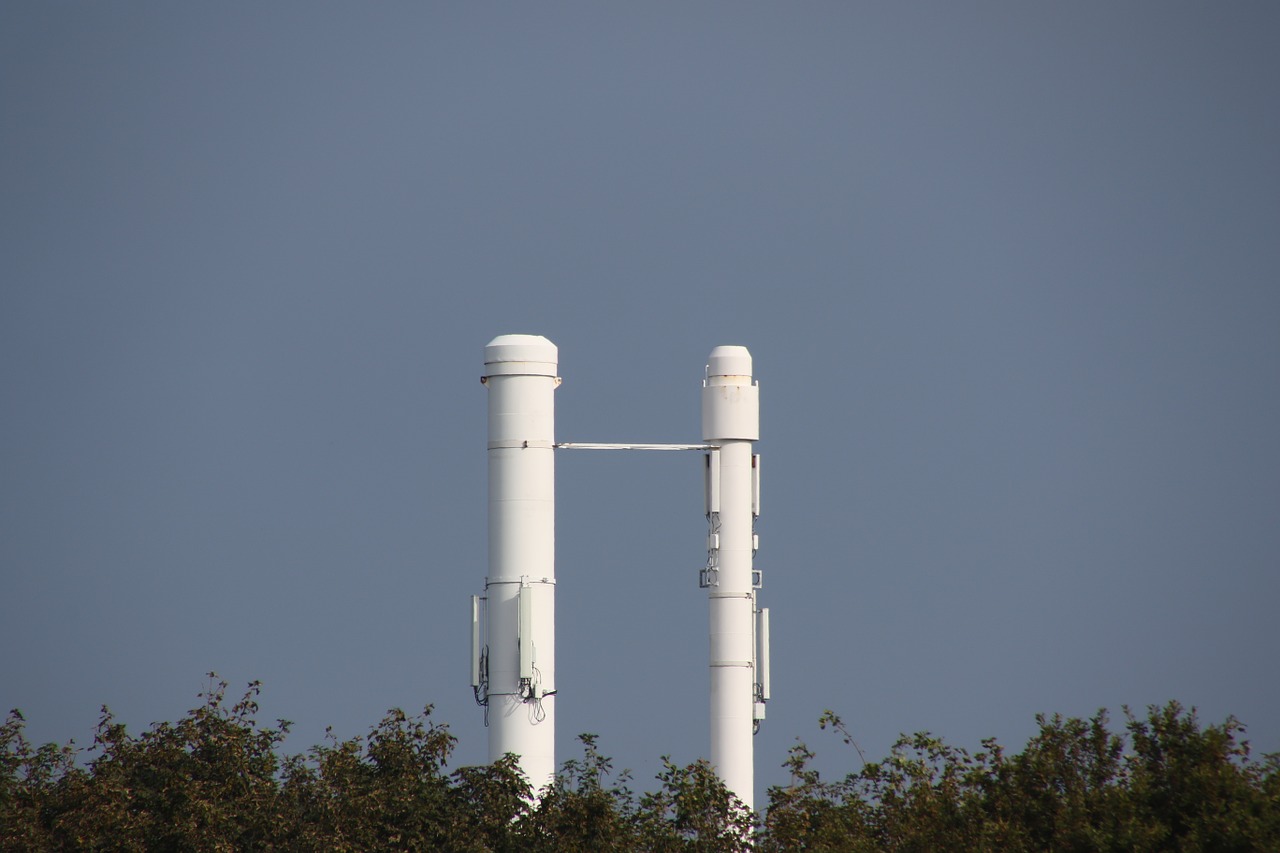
{"left": 752, "top": 454, "right": 761, "bottom": 517}
{"left": 518, "top": 585, "right": 534, "bottom": 679}
{"left": 470, "top": 595, "right": 481, "bottom": 688}
{"left": 704, "top": 450, "right": 721, "bottom": 514}
{"left": 756, "top": 607, "right": 771, "bottom": 701}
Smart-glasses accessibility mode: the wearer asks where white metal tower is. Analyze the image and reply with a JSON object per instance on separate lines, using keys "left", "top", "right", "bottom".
{"left": 701, "top": 345, "right": 763, "bottom": 813}
{"left": 474, "top": 334, "right": 559, "bottom": 795}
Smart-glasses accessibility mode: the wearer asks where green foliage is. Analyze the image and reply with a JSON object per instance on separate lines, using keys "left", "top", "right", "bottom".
{"left": 762, "top": 703, "right": 1280, "bottom": 852}
{"left": 277, "top": 704, "right": 474, "bottom": 850}
{"left": 521, "top": 733, "right": 639, "bottom": 851}
{"left": 4, "top": 681, "right": 1278, "bottom": 851}
{"left": 633, "top": 757, "right": 756, "bottom": 851}
{"left": 2, "top": 677, "right": 289, "bottom": 850}
{"left": 0, "top": 709, "right": 82, "bottom": 850}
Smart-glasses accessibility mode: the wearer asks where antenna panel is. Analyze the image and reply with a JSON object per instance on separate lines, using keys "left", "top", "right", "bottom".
{"left": 756, "top": 607, "right": 771, "bottom": 702}
{"left": 752, "top": 453, "right": 761, "bottom": 517}
{"left": 518, "top": 584, "right": 534, "bottom": 680}
{"left": 704, "top": 450, "right": 721, "bottom": 514}
{"left": 470, "top": 595, "right": 482, "bottom": 688}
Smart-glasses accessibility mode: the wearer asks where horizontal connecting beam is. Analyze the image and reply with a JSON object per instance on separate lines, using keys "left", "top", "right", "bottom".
{"left": 555, "top": 442, "right": 717, "bottom": 451}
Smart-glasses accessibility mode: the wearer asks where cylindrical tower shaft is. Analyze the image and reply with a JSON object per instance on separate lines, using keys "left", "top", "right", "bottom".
{"left": 482, "top": 334, "right": 558, "bottom": 794}
{"left": 701, "top": 346, "right": 759, "bottom": 813}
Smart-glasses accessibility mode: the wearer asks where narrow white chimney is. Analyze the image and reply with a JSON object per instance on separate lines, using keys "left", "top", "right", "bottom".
{"left": 476, "top": 334, "right": 559, "bottom": 795}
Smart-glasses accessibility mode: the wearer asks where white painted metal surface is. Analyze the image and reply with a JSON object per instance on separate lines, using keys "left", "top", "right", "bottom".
{"left": 701, "top": 345, "right": 761, "bottom": 813}
{"left": 480, "top": 334, "right": 558, "bottom": 795}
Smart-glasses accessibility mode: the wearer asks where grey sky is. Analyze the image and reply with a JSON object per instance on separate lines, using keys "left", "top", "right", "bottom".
{"left": 3, "top": 3, "right": 1278, "bottom": 806}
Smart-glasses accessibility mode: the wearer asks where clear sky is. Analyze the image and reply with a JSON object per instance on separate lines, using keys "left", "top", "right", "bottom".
{"left": 3, "top": 3, "right": 1278, "bottom": 807}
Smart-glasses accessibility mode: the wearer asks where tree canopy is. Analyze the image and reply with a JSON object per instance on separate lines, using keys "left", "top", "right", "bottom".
{"left": 3, "top": 677, "right": 1276, "bottom": 851}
